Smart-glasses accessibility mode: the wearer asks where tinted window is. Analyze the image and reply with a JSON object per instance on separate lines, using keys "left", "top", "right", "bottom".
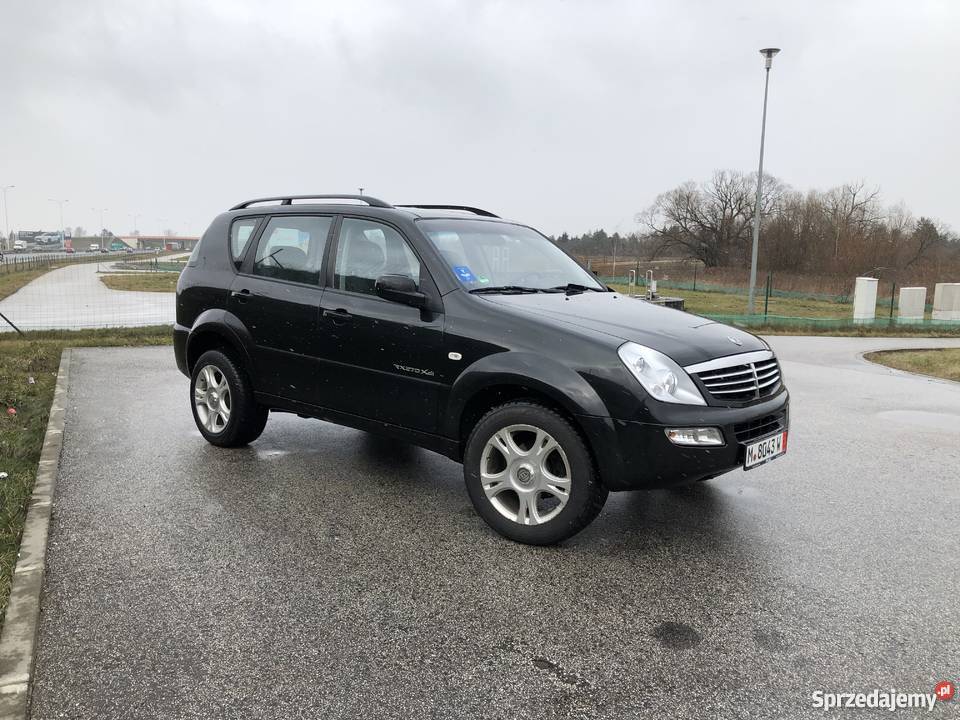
{"left": 333, "top": 218, "right": 420, "bottom": 296}
{"left": 252, "top": 216, "right": 332, "bottom": 285}
{"left": 230, "top": 218, "right": 258, "bottom": 266}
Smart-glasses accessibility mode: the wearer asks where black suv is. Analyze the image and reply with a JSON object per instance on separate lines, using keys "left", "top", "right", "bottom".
{"left": 175, "top": 195, "right": 789, "bottom": 544}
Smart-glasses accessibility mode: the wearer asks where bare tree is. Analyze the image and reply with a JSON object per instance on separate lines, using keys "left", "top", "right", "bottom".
{"left": 824, "top": 182, "right": 883, "bottom": 259}
{"left": 903, "top": 218, "right": 943, "bottom": 268}
{"left": 642, "top": 170, "right": 784, "bottom": 267}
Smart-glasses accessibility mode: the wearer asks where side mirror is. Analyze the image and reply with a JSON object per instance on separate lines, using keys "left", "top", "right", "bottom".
{"left": 375, "top": 274, "right": 426, "bottom": 308}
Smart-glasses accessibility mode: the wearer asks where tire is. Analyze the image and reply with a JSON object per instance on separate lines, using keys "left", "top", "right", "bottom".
{"left": 190, "top": 349, "right": 268, "bottom": 447}
{"left": 463, "top": 401, "right": 607, "bottom": 545}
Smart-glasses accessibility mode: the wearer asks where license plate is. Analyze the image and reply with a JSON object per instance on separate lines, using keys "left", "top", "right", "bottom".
{"left": 744, "top": 431, "right": 787, "bottom": 470}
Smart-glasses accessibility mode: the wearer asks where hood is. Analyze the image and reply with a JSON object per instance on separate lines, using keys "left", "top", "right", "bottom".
{"left": 484, "top": 292, "right": 767, "bottom": 367}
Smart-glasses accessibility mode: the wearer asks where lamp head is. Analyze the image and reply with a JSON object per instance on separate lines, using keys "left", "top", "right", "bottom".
{"left": 760, "top": 48, "right": 781, "bottom": 69}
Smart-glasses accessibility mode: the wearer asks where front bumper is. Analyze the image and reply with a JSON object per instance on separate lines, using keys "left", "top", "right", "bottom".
{"left": 580, "top": 389, "right": 789, "bottom": 490}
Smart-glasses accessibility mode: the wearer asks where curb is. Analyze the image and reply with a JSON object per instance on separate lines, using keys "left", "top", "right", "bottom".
{"left": 0, "top": 349, "right": 71, "bottom": 719}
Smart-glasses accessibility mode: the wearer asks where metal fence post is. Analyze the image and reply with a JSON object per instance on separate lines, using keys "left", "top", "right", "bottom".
{"left": 889, "top": 281, "right": 896, "bottom": 325}
{"left": 763, "top": 272, "right": 772, "bottom": 320}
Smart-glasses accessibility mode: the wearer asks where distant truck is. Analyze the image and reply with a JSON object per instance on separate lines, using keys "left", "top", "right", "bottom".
{"left": 89, "top": 243, "right": 101, "bottom": 252}
{"left": 13, "top": 240, "right": 27, "bottom": 252}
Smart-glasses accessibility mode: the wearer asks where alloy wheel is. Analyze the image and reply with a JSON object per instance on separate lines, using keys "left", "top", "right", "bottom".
{"left": 479, "top": 424, "right": 572, "bottom": 525}
{"left": 194, "top": 364, "right": 232, "bottom": 434}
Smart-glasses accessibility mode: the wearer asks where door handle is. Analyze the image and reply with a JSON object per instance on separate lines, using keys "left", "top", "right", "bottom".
{"left": 231, "top": 288, "right": 251, "bottom": 303}
{"left": 322, "top": 308, "right": 352, "bottom": 324}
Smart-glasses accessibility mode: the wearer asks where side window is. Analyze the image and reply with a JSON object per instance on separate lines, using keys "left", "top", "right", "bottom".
{"left": 333, "top": 218, "right": 420, "bottom": 296}
{"left": 251, "top": 216, "right": 332, "bottom": 285}
{"left": 230, "top": 218, "right": 258, "bottom": 267}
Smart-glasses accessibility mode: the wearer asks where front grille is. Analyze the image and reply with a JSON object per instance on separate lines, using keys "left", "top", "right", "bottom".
{"left": 693, "top": 356, "right": 781, "bottom": 402}
{"left": 733, "top": 411, "right": 787, "bottom": 444}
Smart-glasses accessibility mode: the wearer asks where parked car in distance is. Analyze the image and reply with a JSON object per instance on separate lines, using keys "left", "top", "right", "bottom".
{"left": 88, "top": 243, "right": 100, "bottom": 252}
{"left": 64, "top": 247, "right": 75, "bottom": 254}
{"left": 174, "top": 195, "right": 789, "bottom": 544}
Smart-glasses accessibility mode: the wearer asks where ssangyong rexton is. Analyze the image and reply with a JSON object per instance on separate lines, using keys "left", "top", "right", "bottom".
{"left": 174, "top": 195, "right": 789, "bottom": 544}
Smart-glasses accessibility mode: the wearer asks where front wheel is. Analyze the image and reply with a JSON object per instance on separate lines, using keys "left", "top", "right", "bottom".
{"left": 463, "top": 402, "right": 607, "bottom": 545}
{"left": 190, "top": 349, "right": 268, "bottom": 447}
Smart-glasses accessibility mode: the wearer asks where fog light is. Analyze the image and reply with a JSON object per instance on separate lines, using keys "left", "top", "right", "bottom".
{"left": 665, "top": 427, "right": 724, "bottom": 446}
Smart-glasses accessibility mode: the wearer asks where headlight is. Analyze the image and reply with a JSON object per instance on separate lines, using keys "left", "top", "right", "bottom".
{"left": 617, "top": 342, "right": 706, "bottom": 405}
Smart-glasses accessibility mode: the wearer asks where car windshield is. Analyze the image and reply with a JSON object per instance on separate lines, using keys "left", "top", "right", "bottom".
{"left": 418, "top": 219, "right": 606, "bottom": 292}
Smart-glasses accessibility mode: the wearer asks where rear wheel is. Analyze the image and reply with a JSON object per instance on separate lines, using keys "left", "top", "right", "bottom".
{"left": 190, "top": 349, "right": 268, "bottom": 447}
{"left": 463, "top": 402, "right": 607, "bottom": 545}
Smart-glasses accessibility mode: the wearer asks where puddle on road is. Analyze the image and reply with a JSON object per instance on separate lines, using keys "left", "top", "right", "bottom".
{"left": 876, "top": 410, "right": 960, "bottom": 431}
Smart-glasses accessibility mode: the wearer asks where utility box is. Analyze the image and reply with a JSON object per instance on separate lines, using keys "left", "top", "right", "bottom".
{"left": 898, "top": 287, "right": 926, "bottom": 323}
{"left": 853, "top": 277, "right": 878, "bottom": 322}
{"left": 932, "top": 283, "right": 960, "bottom": 321}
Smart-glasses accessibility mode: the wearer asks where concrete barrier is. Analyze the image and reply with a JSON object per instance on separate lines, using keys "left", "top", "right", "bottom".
{"left": 853, "top": 277, "right": 878, "bottom": 322}
{"left": 897, "top": 287, "right": 926, "bottom": 323}
{"left": 932, "top": 283, "right": 960, "bottom": 321}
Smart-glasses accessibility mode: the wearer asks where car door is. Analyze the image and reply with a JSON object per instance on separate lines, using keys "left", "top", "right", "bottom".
{"left": 318, "top": 216, "right": 444, "bottom": 434}
{"left": 228, "top": 214, "right": 333, "bottom": 400}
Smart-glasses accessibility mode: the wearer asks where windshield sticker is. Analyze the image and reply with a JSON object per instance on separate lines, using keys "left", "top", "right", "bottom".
{"left": 454, "top": 266, "right": 477, "bottom": 283}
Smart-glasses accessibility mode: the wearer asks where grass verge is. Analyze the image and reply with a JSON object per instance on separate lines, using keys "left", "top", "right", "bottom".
{"left": 864, "top": 348, "right": 960, "bottom": 382}
{"left": 0, "top": 325, "right": 173, "bottom": 623}
{"left": 0, "top": 268, "right": 54, "bottom": 302}
{"left": 608, "top": 284, "right": 960, "bottom": 337}
{"left": 100, "top": 272, "right": 180, "bottom": 292}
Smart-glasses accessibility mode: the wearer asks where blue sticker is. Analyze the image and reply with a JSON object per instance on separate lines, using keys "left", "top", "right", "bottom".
{"left": 454, "top": 265, "right": 477, "bottom": 283}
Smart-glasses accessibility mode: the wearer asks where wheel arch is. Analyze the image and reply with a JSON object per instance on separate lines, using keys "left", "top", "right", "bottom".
{"left": 444, "top": 353, "right": 623, "bottom": 486}
{"left": 185, "top": 309, "right": 255, "bottom": 375}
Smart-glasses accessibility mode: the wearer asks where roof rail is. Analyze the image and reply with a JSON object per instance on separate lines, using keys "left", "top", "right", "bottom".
{"left": 229, "top": 194, "right": 392, "bottom": 211}
{"left": 395, "top": 204, "right": 500, "bottom": 218}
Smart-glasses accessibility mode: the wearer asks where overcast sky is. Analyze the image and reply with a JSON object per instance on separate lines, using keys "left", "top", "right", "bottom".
{"left": 2, "top": 0, "right": 958, "bottom": 238}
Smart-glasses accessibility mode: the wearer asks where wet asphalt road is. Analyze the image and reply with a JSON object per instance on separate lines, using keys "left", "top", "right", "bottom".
{"left": 30, "top": 338, "right": 960, "bottom": 719}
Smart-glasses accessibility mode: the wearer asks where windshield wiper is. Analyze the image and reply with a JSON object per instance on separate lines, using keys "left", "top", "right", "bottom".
{"left": 549, "top": 283, "right": 606, "bottom": 295}
{"left": 469, "top": 285, "right": 545, "bottom": 295}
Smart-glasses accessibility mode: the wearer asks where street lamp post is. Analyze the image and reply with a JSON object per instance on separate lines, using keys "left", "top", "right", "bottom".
{"left": 747, "top": 47, "right": 780, "bottom": 315}
{"left": 48, "top": 198, "right": 69, "bottom": 249}
{"left": 92, "top": 207, "right": 108, "bottom": 251}
{"left": 1, "top": 185, "right": 13, "bottom": 250}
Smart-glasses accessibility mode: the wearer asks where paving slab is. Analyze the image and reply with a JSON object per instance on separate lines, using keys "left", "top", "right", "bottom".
{"left": 28, "top": 338, "right": 960, "bottom": 719}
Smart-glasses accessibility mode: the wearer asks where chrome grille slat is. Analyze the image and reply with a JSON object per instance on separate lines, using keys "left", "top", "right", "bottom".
{"left": 697, "top": 366, "right": 755, "bottom": 381}
{"left": 709, "top": 386, "right": 761, "bottom": 395}
{"left": 701, "top": 375, "right": 758, "bottom": 389}
{"left": 690, "top": 352, "right": 782, "bottom": 403}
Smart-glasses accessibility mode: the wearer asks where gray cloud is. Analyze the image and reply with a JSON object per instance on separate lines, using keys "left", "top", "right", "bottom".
{"left": 2, "top": 0, "right": 958, "bottom": 237}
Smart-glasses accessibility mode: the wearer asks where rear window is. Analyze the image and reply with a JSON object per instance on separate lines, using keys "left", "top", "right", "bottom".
{"left": 230, "top": 218, "right": 259, "bottom": 267}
